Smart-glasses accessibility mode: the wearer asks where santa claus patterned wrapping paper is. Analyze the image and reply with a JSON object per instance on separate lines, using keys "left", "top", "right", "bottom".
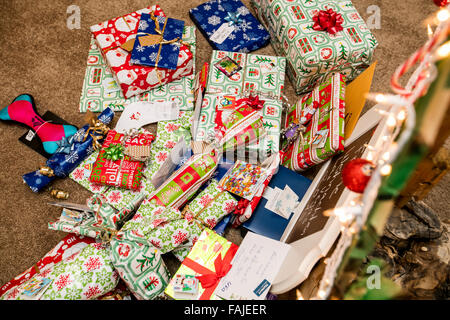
{"left": 90, "top": 4, "right": 194, "bottom": 99}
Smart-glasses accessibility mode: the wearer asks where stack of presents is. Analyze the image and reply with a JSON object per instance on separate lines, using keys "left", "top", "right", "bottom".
{"left": 0, "top": 0, "right": 378, "bottom": 300}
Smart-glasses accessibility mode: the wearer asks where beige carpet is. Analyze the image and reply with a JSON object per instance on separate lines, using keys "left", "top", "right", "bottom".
{"left": 0, "top": 0, "right": 446, "bottom": 294}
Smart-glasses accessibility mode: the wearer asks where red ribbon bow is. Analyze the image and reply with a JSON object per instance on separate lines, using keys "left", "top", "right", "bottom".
{"left": 182, "top": 243, "right": 238, "bottom": 299}
{"left": 237, "top": 95, "right": 265, "bottom": 111}
{"left": 312, "top": 8, "right": 344, "bottom": 35}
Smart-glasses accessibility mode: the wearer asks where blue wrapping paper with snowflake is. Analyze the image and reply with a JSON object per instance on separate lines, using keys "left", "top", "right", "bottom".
{"left": 130, "top": 13, "right": 185, "bottom": 70}
{"left": 22, "top": 108, "right": 114, "bottom": 192}
{"left": 189, "top": 0, "right": 270, "bottom": 53}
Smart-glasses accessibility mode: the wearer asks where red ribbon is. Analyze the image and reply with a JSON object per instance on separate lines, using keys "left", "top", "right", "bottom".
{"left": 312, "top": 8, "right": 344, "bottom": 35}
{"left": 182, "top": 243, "right": 238, "bottom": 300}
{"left": 236, "top": 95, "right": 265, "bottom": 111}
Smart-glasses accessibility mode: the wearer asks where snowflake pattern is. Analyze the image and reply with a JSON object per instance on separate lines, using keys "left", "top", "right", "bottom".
{"left": 136, "top": 45, "right": 145, "bottom": 53}
{"left": 172, "top": 230, "right": 188, "bottom": 245}
{"left": 208, "top": 15, "right": 221, "bottom": 26}
{"left": 108, "top": 191, "right": 122, "bottom": 203}
{"left": 84, "top": 256, "right": 103, "bottom": 272}
{"left": 64, "top": 151, "right": 79, "bottom": 164}
{"left": 83, "top": 285, "right": 102, "bottom": 299}
{"left": 237, "top": 6, "right": 250, "bottom": 16}
{"left": 55, "top": 274, "right": 72, "bottom": 291}
{"left": 138, "top": 20, "right": 149, "bottom": 31}
{"left": 71, "top": 168, "right": 84, "bottom": 181}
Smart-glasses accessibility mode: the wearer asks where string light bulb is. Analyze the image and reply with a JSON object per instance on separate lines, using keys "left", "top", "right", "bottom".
{"left": 437, "top": 8, "right": 450, "bottom": 22}
{"left": 397, "top": 109, "right": 407, "bottom": 121}
{"left": 387, "top": 115, "right": 397, "bottom": 127}
{"left": 436, "top": 40, "right": 450, "bottom": 59}
{"left": 380, "top": 164, "right": 392, "bottom": 176}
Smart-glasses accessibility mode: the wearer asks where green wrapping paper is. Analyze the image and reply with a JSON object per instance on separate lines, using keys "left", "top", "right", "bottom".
{"left": 251, "top": 0, "right": 377, "bottom": 94}
{"left": 116, "top": 179, "right": 237, "bottom": 259}
{"left": 1, "top": 243, "right": 119, "bottom": 300}
{"left": 110, "top": 238, "right": 170, "bottom": 300}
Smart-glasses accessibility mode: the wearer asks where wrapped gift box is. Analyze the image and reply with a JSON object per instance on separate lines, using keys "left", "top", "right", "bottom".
{"left": 118, "top": 179, "right": 236, "bottom": 257}
{"left": 0, "top": 234, "right": 96, "bottom": 298}
{"left": 189, "top": 0, "right": 270, "bottom": 53}
{"left": 90, "top": 5, "right": 193, "bottom": 99}
{"left": 110, "top": 238, "right": 171, "bottom": 300}
{"left": 252, "top": 0, "right": 378, "bottom": 94}
{"left": 79, "top": 25, "right": 197, "bottom": 113}
{"left": 130, "top": 13, "right": 185, "bottom": 69}
{"left": 206, "top": 50, "right": 286, "bottom": 97}
{"left": 89, "top": 130, "right": 155, "bottom": 190}
{"left": 282, "top": 73, "right": 346, "bottom": 171}
{"left": 1, "top": 243, "right": 119, "bottom": 300}
{"left": 165, "top": 228, "right": 238, "bottom": 300}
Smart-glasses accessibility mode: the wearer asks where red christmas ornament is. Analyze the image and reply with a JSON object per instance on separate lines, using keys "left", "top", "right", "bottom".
{"left": 342, "top": 159, "right": 375, "bottom": 193}
{"left": 434, "top": 0, "right": 449, "bottom": 7}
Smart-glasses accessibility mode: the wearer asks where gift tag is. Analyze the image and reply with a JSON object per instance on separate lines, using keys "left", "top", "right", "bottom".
{"left": 102, "top": 77, "right": 121, "bottom": 94}
{"left": 210, "top": 22, "right": 235, "bottom": 45}
{"left": 214, "top": 56, "right": 242, "bottom": 78}
{"left": 217, "top": 95, "right": 237, "bottom": 111}
{"left": 276, "top": 186, "right": 299, "bottom": 218}
{"left": 311, "top": 129, "right": 329, "bottom": 149}
{"left": 172, "top": 274, "right": 199, "bottom": 295}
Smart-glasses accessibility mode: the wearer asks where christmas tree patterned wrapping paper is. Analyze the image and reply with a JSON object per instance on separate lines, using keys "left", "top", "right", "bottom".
{"left": 79, "top": 25, "right": 197, "bottom": 113}
{"left": 110, "top": 238, "right": 170, "bottom": 300}
{"left": 0, "top": 234, "right": 96, "bottom": 298}
{"left": 1, "top": 242, "right": 119, "bottom": 300}
{"left": 251, "top": 0, "right": 378, "bottom": 94}
{"left": 165, "top": 228, "right": 238, "bottom": 300}
{"left": 90, "top": 4, "right": 194, "bottom": 99}
{"left": 195, "top": 50, "right": 285, "bottom": 159}
{"left": 189, "top": 0, "right": 270, "bottom": 53}
{"left": 282, "top": 72, "right": 346, "bottom": 171}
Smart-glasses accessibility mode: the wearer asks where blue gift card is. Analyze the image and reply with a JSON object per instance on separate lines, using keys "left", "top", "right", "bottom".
{"left": 189, "top": 0, "right": 270, "bottom": 53}
{"left": 131, "top": 13, "right": 185, "bottom": 70}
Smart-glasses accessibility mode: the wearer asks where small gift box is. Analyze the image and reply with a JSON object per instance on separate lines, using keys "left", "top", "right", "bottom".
{"left": 282, "top": 73, "right": 346, "bottom": 171}
{"left": 189, "top": 0, "right": 270, "bottom": 53}
{"left": 89, "top": 129, "right": 155, "bottom": 190}
{"left": 0, "top": 234, "right": 96, "bottom": 298}
{"left": 165, "top": 228, "right": 238, "bottom": 300}
{"left": 110, "top": 238, "right": 171, "bottom": 300}
{"left": 206, "top": 50, "right": 286, "bottom": 97}
{"left": 251, "top": 0, "right": 378, "bottom": 94}
{"left": 2, "top": 242, "right": 119, "bottom": 300}
{"left": 79, "top": 26, "right": 197, "bottom": 113}
{"left": 90, "top": 5, "right": 194, "bottom": 99}
{"left": 130, "top": 13, "right": 185, "bottom": 69}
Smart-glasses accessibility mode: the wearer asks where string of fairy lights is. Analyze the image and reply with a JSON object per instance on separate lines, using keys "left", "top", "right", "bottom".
{"left": 296, "top": 5, "right": 450, "bottom": 300}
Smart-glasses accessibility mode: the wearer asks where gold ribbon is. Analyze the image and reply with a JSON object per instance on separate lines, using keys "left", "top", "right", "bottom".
{"left": 82, "top": 110, "right": 110, "bottom": 151}
{"left": 180, "top": 190, "right": 225, "bottom": 230}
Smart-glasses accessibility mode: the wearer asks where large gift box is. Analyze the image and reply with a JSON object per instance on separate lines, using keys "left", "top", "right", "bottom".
{"left": 282, "top": 73, "right": 346, "bottom": 171}
{"left": 79, "top": 25, "right": 197, "bottom": 113}
{"left": 252, "top": 0, "right": 378, "bottom": 94}
{"left": 195, "top": 50, "right": 285, "bottom": 158}
{"left": 189, "top": 0, "right": 270, "bottom": 53}
{"left": 90, "top": 5, "right": 193, "bottom": 99}
{"left": 165, "top": 228, "right": 238, "bottom": 300}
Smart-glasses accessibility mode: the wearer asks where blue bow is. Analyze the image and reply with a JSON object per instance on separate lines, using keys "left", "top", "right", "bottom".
{"left": 55, "top": 136, "right": 74, "bottom": 154}
{"left": 224, "top": 12, "right": 243, "bottom": 26}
